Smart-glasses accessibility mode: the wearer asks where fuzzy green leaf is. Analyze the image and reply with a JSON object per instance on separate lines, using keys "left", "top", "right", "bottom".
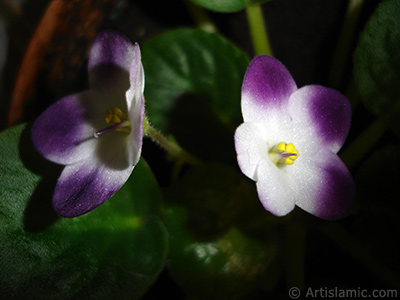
{"left": 142, "top": 28, "right": 249, "bottom": 132}
{"left": 142, "top": 29, "right": 249, "bottom": 161}
{"left": 354, "top": 0, "right": 400, "bottom": 133}
{"left": 0, "top": 124, "right": 167, "bottom": 300}
{"left": 163, "top": 163, "right": 280, "bottom": 299}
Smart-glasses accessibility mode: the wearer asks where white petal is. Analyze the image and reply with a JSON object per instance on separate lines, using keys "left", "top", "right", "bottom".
{"left": 234, "top": 122, "right": 269, "bottom": 180}
{"left": 126, "top": 44, "right": 145, "bottom": 167}
{"left": 256, "top": 159, "right": 297, "bottom": 216}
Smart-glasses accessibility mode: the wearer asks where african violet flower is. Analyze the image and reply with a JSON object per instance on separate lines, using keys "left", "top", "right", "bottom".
{"left": 234, "top": 55, "right": 355, "bottom": 219}
{"left": 31, "top": 31, "right": 144, "bottom": 217}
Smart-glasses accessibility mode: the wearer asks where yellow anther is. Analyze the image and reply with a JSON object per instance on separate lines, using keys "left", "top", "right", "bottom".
{"left": 285, "top": 157, "right": 295, "bottom": 165}
{"left": 286, "top": 143, "right": 295, "bottom": 153}
{"left": 111, "top": 115, "right": 121, "bottom": 124}
{"left": 112, "top": 107, "right": 123, "bottom": 116}
{"left": 277, "top": 142, "right": 286, "bottom": 152}
{"left": 105, "top": 107, "right": 128, "bottom": 125}
{"left": 271, "top": 142, "right": 300, "bottom": 166}
{"left": 95, "top": 106, "right": 132, "bottom": 138}
{"left": 105, "top": 114, "right": 113, "bottom": 124}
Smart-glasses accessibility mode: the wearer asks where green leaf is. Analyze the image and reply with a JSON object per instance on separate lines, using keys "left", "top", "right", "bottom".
{"left": 354, "top": 0, "right": 400, "bottom": 133}
{"left": 164, "top": 163, "right": 244, "bottom": 238}
{"left": 187, "top": 0, "right": 270, "bottom": 13}
{"left": 163, "top": 163, "right": 280, "bottom": 299}
{"left": 142, "top": 28, "right": 249, "bottom": 161}
{"left": 165, "top": 204, "right": 278, "bottom": 299}
{"left": 0, "top": 124, "right": 168, "bottom": 299}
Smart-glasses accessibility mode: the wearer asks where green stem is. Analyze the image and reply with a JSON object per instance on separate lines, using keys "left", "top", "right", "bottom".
{"left": 339, "top": 100, "right": 400, "bottom": 169}
{"left": 320, "top": 223, "right": 400, "bottom": 289}
{"left": 341, "top": 115, "right": 387, "bottom": 170}
{"left": 342, "top": 99, "right": 400, "bottom": 169}
{"left": 246, "top": 3, "right": 273, "bottom": 56}
{"left": 184, "top": 0, "right": 218, "bottom": 33}
{"left": 143, "top": 118, "right": 200, "bottom": 167}
{"left": 328, "top": 0, "right": 365, "bottom": 89}
{"left": 344, "top": 77, "right": 360, "bottom": 110}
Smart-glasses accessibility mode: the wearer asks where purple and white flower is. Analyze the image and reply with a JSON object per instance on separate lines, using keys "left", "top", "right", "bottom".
{"left": 31, "top": 31, "right": 144, "bottom": 217}
{"left": 234, "top": 55, "right": 355, "bottom": 219}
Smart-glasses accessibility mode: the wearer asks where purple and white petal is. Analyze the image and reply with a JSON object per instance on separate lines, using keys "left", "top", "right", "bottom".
{"left": 127, "top": 94, "right": 144, "bottom": 167}
{"left": 292, "top": 148, "right": 355, "bottom": 220}
{"left": 256, "top": 159, "right": 297, "bottom": 217}
{"left": 241, "top": 55, "right": 297, "bottom": 123}
{"left": 127, "top": 43, "right": 145, "bottom": 111}
{"left": 88, "top": 31, "right": 135, "bottom": 108}
{"left": 288, "top": 85, "right": 351, "bottom": 154}
{"left": 88, "top": 30, "right": 134, "bottom": 83}
{"left": 125, "top": 43, "right": 145, "bottom": 166}
{"left": 53, "top": 156, "right": 134, "bottom": 217}
{"left": 31, "top": 91, "right": 101, "bottom": 165}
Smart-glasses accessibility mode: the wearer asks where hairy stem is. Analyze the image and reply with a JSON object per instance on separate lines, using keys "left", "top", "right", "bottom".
{"left": 143, "top": 118, "right": 200, "bottom": 167}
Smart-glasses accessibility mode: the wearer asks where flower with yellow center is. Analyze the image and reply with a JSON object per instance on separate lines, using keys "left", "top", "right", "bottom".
{"left": 31, "top": 31, "right": 144, "bottom": 218}
{"left": 234, "top": 55, "right": 355, "bottom": 219}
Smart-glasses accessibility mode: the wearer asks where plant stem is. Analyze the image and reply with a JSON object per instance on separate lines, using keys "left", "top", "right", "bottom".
{"left": 184, "top": 0, "right": 218, "bottom": 33}
{"left": 341, "top": 99, "right": 400, "bottom": 169}
{"left": 341, "top": 112, "right": 393, "bottom": 171}
{"left": 328, "top": 0, "right": 365, "bottom": 89}
{"left": 344, "top": 77, "right": 360, "bottom": 110}
{"left": 143, "top": 118, "right": 200, "bottom": 166}
{"left": 341, "top": 116, "right": 387, "bottom": 170}
{"left": 246, "top": 3, "right": 273, "bottom": 56}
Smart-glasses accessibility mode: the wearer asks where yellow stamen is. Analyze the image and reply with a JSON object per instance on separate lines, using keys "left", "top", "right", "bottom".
{"left": 277, "top": 142, "right": 286, "bottom": 152}
{"left": 286, "top": 143, "right": 295, "bottom": 153}
{"left": 105, "top": 107, "right": 129, "bottom": 126}
{"left": 269, "top": 142, "right": 300, "bottom": 166}
{"left": 285, "top": 157, "right": 295, "bottom": 165}
{"left": 111, "top": 115, "right": 121, "bottom": 124}
{"left": 112, "top": 107, "right": 123, "bottom": 115}
{"left": 94, "top": 106, "right": 131, "bottom": 136}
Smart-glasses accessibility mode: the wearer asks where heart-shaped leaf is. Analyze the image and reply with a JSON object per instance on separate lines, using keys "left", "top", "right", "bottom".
{"left": 142, "top": 29, "right": 249, "bottom": 161}
{"left": 163, "top": 163, "right": 280, "bottom": 299}
{"left": 354, "top": 0, "right": 400, "bottom": 134}
{"left": 0, "top": 124, "right": 168, "bottom": 300}
{"left": 142, "top": 28, "right": 249, "bottom": 132}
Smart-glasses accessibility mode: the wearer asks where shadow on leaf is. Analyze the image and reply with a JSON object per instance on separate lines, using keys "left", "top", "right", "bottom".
{"left": 168, "top": 93, "right": 236, "bottom": 164}
{"left": 19, "top": 123, "right": 62, "bottom": 232}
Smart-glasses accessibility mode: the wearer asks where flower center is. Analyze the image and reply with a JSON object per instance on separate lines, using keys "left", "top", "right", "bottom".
{"left": 269, "top": 142, "right": 299, "bottom": 166}
{"left": 94, "top": 107, "right": 131, "bottom": 138}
